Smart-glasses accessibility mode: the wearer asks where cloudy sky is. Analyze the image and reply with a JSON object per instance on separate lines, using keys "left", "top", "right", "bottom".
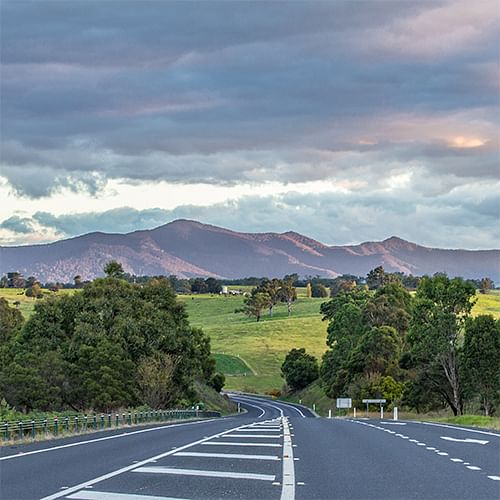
{"left": 0, "top": 0, "right": 499, "bottom": 249}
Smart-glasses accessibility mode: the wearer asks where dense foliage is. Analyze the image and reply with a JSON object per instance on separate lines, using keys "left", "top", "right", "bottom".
{"left": 281, "top": 348, "right": 319, "bottom": 391}
{"left": 0, "top": 275, "right": 222, "bottom": 413}
{"left": 319, "top": 271, "right": 500, "bottom": 415}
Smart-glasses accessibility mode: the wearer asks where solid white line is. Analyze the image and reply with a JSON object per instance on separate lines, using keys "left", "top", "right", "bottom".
{"left": 231, "top": 398, "right": 266, "bottom": 418}
{"left": 202, "top": 442, "right": 282, "bottom": 447}
{"left": 224, "top": 434, "right": 281, "bottom": 438}
{"left": 234, "top": 428, "right": 279, "bottom": 432}
{"left": 232, "top": 396, "right": 284, "bottom": 418}
{"left": 174, "top": 451, "right": 280, "bottom": 460}
{"left": 40, "top": 422, "right": 250, "bottom": 500}
{"left": 133, "top": 466, "right": 275, "bottom": 481}
{"left": 411, "top": 421, "right": 500, "bottom": 437}
{"left": 280, "top": 417, "right": 295, "bottom": 500}
{"left": 0, "top": 419, "right": 219, "bottom": 462}
{"left": 67, "top": 491, "right": 186, "bottom": 500}
{"left": 380, "top": 422, "right": 406, "bottom": 426}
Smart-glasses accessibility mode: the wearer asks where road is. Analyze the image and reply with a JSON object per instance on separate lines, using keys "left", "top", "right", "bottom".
{"left": 1, "top": 395, "right": 498, "bottom": 499}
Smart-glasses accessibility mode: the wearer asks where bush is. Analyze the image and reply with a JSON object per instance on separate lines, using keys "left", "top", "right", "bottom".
{"left": 281, "top": 348, "right": 319, "bottom": 391}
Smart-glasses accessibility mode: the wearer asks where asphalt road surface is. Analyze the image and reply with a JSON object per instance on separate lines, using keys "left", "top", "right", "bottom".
{"left": 1, "top": 394, "right": 499, "bottom": 500}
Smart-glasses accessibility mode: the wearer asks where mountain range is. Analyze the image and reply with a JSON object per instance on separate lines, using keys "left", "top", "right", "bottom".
{"left": 0, "top": 219, "right": 498, "bottom": 283}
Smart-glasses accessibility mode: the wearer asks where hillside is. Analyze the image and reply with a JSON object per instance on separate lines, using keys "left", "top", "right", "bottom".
{"left": 1, "top": 219, "right": 498, "bottom": 282}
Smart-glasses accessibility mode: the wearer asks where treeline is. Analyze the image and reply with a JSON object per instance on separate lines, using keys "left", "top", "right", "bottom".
{"left": 282, "top": 271, "right": 499, "bottom": 416}
{"left": 0, "top": 263, "right": 224, "bottom": 413}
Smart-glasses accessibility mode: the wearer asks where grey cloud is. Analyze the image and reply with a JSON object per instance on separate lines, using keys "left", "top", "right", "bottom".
{"left": 1, "top": 1, "right": 499, "bottom": 198}
{"left": 0, "top": 215, "right": 34, "bottom": 234}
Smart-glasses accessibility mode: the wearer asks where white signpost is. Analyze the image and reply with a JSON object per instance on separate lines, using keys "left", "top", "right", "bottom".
{"left": 336, "top": 398, "right": 352, "bottom": 409}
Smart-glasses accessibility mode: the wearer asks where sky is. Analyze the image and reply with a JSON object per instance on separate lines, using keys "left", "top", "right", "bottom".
{"left": 0, "top": 0, "right": 499, "bottom": 249}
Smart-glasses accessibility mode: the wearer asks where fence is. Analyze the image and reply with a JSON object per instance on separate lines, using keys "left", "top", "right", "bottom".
{"left": 2, "top": 409, "right": 221, "bottom": 442}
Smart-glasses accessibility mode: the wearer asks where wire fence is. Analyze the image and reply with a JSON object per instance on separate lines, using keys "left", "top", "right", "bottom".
{"left": 2, "top": 409, "right": 221, "bottom": 442}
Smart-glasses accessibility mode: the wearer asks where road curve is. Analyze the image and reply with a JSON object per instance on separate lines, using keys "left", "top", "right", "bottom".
{"left": 1, "top": 395, "right": 498, "bottom": 499}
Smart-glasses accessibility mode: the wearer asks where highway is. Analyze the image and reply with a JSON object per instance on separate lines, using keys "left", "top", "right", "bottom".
{"left": 1, "top": 395, "right": 498, "bottom": 500}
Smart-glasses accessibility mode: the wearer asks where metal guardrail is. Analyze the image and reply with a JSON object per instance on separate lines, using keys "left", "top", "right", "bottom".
{"left": 2, "top": 409, "right": 221, "bottom": 442}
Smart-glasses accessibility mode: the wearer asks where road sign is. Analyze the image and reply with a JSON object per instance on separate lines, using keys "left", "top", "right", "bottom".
{"left": 336, "top": 398, "right": 352, "bottom": 408}
{"left": 362, "top": 399, "right": 386, "bottom": 404}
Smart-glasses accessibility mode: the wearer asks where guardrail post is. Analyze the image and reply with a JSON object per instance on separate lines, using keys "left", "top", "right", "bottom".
{"left": 64, "top": 417, "right": 69, "bottom": 433}
{"left": 93, "top": 415, "right": 97, "bottom": 430}
{"left": 19, "top": 421, "right": 23, "bottom": 440}
{"left": 43, "top": 419, "right": 48, "bottom": 436}
{"left": 84, "top": 416, "right": 88, "bottom": 431}
{"left": 128, "top": 412, "right": 132, "bottom": 425}
{"left": 54, "top": 417, "right": 58, "bottom": 436}
{"left": 100, "top": 414, "right": 104, "bottom": 429}
{"left": 4, "top": 422, "right": 9, "bottom": 441}
{"left": 108, "top": 414, "right": 111, "bottom": 428}
{"left": 134, "top": 412, "right": 137, "bottom": 424}
{"left": 31, "top": 420, "right": 36, "bottom": 439}
{"left": 115, "top": 414, "right": 119, "bottom": 427}
{"left": 75, "top": 417, "right": 79, "bottom": 433}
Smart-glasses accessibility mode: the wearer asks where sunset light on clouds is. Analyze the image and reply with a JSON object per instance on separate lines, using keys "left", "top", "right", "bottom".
{"left": 0, "top": 0, "right": 498, "bottom": 249}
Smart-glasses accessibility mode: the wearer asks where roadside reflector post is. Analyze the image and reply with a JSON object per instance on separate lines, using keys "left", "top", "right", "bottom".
{"left": 31, "top": 420, "right": 36, "bottom": 440}
{"left": 380, "top": 404, "right": 384, "bottom": 419}
{"left": 353, "top": 408, "right": 356, "bottom": 418}
{"left": 237, "top": 402, "right": 241, "bottom": 413}
{"left": 313, "top": 403, "right": 316, "bottom": 412}
{"left": 393, "top": 407, "right": 398, "bottom": 421}
{"left": 328, "top": 409, "right": 332, "bottom": 419}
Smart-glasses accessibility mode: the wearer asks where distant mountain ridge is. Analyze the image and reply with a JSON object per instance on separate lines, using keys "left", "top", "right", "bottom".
{"left": 0, "top": 219, "right": 498, "bottom": 282}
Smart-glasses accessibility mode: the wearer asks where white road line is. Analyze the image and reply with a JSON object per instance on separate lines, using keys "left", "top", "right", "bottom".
{"left": 234, "top": 428, "right": 279, "bottom": 432}
{"left": 450, "top": 458, "right": 463, "bottom": 462}
{"left": 440, "top": 436, "right": 489, "bottom": 445}
{"left": 202, "top": 442, "right": 282, "bottom": 447}
{"left": 437, "top": 452, "right": 449, "bottom": 456}
{"left": 173, "top": 451, "right": 280, "bottom": 460}
{"left": 133, "top": 467, "right": 275, "bottom": 481}
{"left": 280, "top": 417, "right": 295, "bottom": 500}
{"left": 224, "top": 434, "right": 281, "bottom": 438}
{"left": 233, "top": 400, "right": 266, "bottom": 418}
{"left": 466, "top": 466, "right": 481, "bottom": 470}
{"left": 412, "top": 421, "right": 500, "bottom": 437}
{"left": 0, "top": 419, "right": 220, "bottom": 462}
{"left": 40, "top": 422, "right": 253, "bottom": 500}
{"left": 488, "top": 476, "right": 500, "bottom": 481}
{"left": 67, "top": 491, "right": 187, "bottom": 500}
{"left": 233, "top": 397, "right": 285, "bottom": 418}
{"left": 380, "top": 422, "right": 407, "bottom": 426}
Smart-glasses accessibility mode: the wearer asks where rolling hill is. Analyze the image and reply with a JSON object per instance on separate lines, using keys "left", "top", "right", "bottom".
{"left": 0, "top": 219, "right": 498, "bottom": 282}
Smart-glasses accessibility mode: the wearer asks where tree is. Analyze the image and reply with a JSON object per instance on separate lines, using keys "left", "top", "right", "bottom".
{"left": 461, "top": 315, "right": 500, "bottom": 416}
{"left": 408, "top": 274, "right": 476, "bottom": 415}
{"left": 0, "top": 298, "right": 24, "bottom": 342}
{"left": 256, "top": 279, "right": 282, "bottom": 316}
{"left": 73, "top": 275, "right": 82, "bottom": 288}
{"left": 1, "top": 276, "right": 216, "bottom": 412}
{"left": 103, "top": 260, "right": 125, "bottom": 279}
{"left": 281, "top": 348, "right": 319, "bottom": 391}
{"left": 210, "top": 372, "right": 226, "bottom": 393}
{"left": 240, "top": 290, "right": 270, "bottom": 322}
{"left": 311, "top": 283, "right": 328, "bottom": 298}
{"left": 279, "top": 278, "right": 297, "bottom": 316}
{"left": 205, "top": 277, "right": 222, "bottom": 294}
{"left": 479, "top": 277, "right": 494, "bottom": 294}
{"left": 366, "top": 266, "right": 386, "bottom": 290}
{"left": 25, "top": 283, "right": 42, "bottom": 299}
{"left": 191, "top": 278, "right": 209, "bottom": 294}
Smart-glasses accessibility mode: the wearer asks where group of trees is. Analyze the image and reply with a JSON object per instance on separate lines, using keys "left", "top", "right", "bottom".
{"left": 0, "top": 262, "right": 224, "bottom": 413}
{"left": 239, "top": 278, "right": 297, "bottom": 321}
{"left": 282, "top": 270, "right": 499, "bottom": 417}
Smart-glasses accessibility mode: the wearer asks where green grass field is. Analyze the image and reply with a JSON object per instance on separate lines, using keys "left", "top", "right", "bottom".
{"left": 181, "top": 293, "right": 329, "bottom": 393}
